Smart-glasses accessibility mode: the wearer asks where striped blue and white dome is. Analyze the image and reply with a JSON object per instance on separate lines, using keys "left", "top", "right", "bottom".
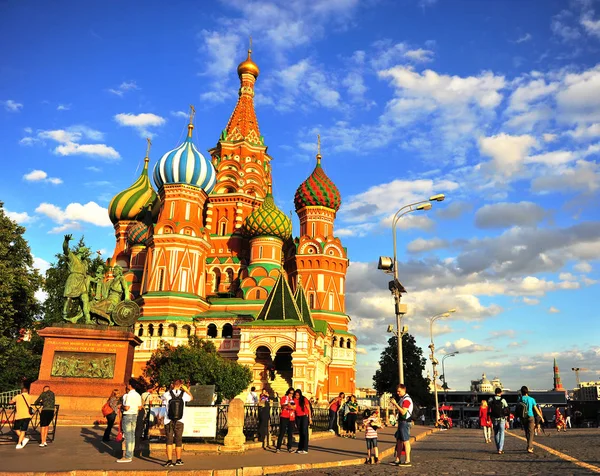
{"left": 153, "top": 125, "right": 216, "bottom": 193}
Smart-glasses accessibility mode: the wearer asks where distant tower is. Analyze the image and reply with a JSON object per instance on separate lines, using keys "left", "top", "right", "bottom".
{"left": 553, "top": 358, "right": 565, "bottom": 391}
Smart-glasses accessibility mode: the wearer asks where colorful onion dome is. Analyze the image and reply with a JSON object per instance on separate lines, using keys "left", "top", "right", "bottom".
{"left": 127, "top": 221, "right": 151, "bottom": 246}
{"left": 153, "top": 114, "right": 217, "bottom": 193}
{"left": 237, "top": 48, "right": 260, "bottom": 78}
{"left": 244, "top": 192, "right": 292, "bottom": 241}
{"left": 294, "top": 151, "right": 341, "bottom": 212}
{"left": 108, "top": 152, "right": 158, "bottom": 224}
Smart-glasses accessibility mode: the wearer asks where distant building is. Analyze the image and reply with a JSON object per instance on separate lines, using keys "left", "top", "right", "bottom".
{"left": 574, "top": 381, "right": 600, "bottom": 401}
{"left": 553, "top": 358, "right": 565, "bottom": 391}
{"left": 470, "top": 373, "right": 503, "bottom": 393}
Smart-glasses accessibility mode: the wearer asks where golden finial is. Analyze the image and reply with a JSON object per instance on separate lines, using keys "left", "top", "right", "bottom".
{"left": 316, "top": 134, "right": 322, "bottom": 165}
{"left": 187, "top": 105, "right": 196, "bottom": 138}
{"left": 249, "top": 35, "right": 252, "bottom": 54}
{"left": 267, "top": 182, "right": 272, "bottom": 195}
{"left": 144, "top": 137, "right": 152, "bottom": 164}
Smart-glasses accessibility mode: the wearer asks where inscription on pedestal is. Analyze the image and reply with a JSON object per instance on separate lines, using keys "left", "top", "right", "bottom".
{"left": 51, "top": 352, "right": 116, "bottom": 379}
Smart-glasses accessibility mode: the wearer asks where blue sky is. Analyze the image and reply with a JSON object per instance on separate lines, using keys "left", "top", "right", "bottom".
{"left": 2, "top": 0, "right": 600, "bottom": 391}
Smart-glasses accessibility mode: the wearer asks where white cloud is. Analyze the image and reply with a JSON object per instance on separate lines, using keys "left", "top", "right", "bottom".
{"left": 531, "top": 160, "right": 600, "bottom": 194}
{"left": 32, "top": 256, "right": 51, "bottom": 275}
{"left": 35, "top": 201, "right": 112, "bottom": 229}
{"left": 548, "top": 306, "right": 561, "bottom": 314}
{"left": 556, "top": 66, "right": 600, "bottom": 124}
{"left": 581, "top": 17, "right": 600, "bottom": 38}
{"left": 543, "top": 133, "right": 558, "bottom": 142}
{"left": 508, "top": 79, "right": 559, "bottom": 112}
{"left": 526, "top": 150, "right": 577, "bottom": 166}
{"left": 515, "top": 33, "right": 532, "bottom": 43}
{"left": 478, "top": 133, "right": 538, "bottom": 178}
{"left": 443, "top": 338, "right": 494, "bottom": 354}
{"left": 574, "top": 261, "right": 592, "bottom": 273}
{"left": 198, "top": 30, "right": 242, "bottom": 78}
{"left": 407, "top": 237, "right": 448, "bottom": 253}
{"left": 23, "top": 169, "right": 62, "bottom": 185}
{"left": 3, "top": 99, "right": 23, "bottom": 112}
{"left": 54, "top": 142, "right": 120, "bottom": 160}
{"left": 404, "top": 48, "right": 434, "bottom": 63}
{"left": 57, "top": 104, "right": 71, "bottom": 111}
{"left": 523, "top": 297, "right": 539, "bottom": 305}
{"left": 114, "top": 112, "right": 166, "bottom": 138}
{"left": 21, "top": 126, "right": 117, "bottom": 160}
{"left": 568, "top": 123, "right": 600, "bottom": 140}
{"left": 108, "top": 80, "right": 139, "bottom": 97}
{"left": 551, "top": 10, "right": 582, "bottom": 42}
{"left": 170, "top": 111, "right": 189, "bottom": 119}
{"left": 5, "top": 210, "right": 34, "bottom": 224}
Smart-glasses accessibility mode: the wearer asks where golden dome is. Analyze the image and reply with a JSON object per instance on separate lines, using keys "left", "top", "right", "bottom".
{"left": 237, "top": 49, "right": 260, "bottom": 78}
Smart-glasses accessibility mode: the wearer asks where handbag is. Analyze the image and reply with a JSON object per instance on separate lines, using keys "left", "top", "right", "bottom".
{"left": 23, "top": 395, "right": 34, "bottom": 416}
{"left": 101, "top": 402, "right": 114, "bottom": 417}
{"left": 115, "top": 430, "right": 123, "bottom": 442}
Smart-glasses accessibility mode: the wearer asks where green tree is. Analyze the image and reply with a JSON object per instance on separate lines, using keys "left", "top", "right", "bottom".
{"left": 40, "top": 236, "right": 104, "bottom": 327}
{"left": 144, "top": 336, "right": 252, "bottom": 400}
{"left": 373, "top": 333, "right": 432, "bottom": 406}
{"left": 0, "top": 202, "right": 43, "bottom": 337}
{"left": 0, "top": 337, "right": 41, "bottom": 392}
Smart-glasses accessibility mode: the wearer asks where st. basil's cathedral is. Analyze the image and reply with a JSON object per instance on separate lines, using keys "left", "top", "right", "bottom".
{"left": 107, "top": 48, "right": 356, "bottom": 399}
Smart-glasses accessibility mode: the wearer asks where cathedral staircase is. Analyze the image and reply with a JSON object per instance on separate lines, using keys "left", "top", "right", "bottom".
{"left": 268, "top": 370, "right": 292, "bottom": 397}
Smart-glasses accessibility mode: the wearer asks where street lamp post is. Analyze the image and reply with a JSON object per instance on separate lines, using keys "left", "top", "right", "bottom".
{"left": 441, "top": 351, "right": 459, "bottom": 402}
{"left": 378, "top": 194, "right": 445, "bottom": 384}
{"left": 428, "top": 309, "right": 456, "bottom": 426}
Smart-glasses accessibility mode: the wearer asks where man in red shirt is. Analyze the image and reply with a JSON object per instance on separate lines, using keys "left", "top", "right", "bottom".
{"left": 328, "top": 392, "right": 345, "bottom": 434}
{"left": 390, "top": 384, "right": 413, "bottom": 466}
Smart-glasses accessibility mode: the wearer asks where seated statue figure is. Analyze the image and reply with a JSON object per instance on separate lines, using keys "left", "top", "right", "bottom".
{"left": 90, "top": 265, "right": 130, "bottom": 324}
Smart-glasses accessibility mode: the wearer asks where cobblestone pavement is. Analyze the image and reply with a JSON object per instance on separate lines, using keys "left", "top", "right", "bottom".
{"left": 273, "top": 428, "right": 600, "bottom": 475}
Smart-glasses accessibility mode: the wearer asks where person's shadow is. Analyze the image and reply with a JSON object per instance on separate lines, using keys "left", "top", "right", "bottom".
{"left": 80, "top": 426, "right": 120, "bottom": 457}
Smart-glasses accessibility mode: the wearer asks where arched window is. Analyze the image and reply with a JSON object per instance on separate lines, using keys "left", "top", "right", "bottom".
{"left": 258, "top": 246, "right": 263, "bottom": 259}
{"left": 219, "top": 221, "right": 227, "bottom": 236}
{"left": 158, "top": 269, "right": 165, "bottom": 291}
{"left": 158, "top": 324, "right": 164, "bottom": 337}
{"left": 222, "top": 323, "right": 233, "bottom": 338}
{"left": 340, "top": 337, "right": 345, "bottom": 348}
{"left": 332, "top": 336, "right": 338, "bottom": 347}
{"left": 309, "top": 293, "right": 315, "bottom": 309}
{"left": 182, "top": 325, "right": 191, "bottom": 337}
{"left": 346, "top": 339, "right": 351, "bottom": 349}
{"left": 148, "top": 324, "right": 154, "bottom": 337}
{"left": 169, "top": 324, "right": 177, "bottom": 337}
{"left": 138, "top": 324, "right": 144, "bottom": 337}
{"left": 207, "top": 323, "right": 218, "bottom": 338}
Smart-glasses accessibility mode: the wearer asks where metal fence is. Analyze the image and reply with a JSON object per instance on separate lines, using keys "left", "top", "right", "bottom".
{"left": 0, "top": 390, "right": 21, "bottom": 406}
{"left": 0, "top": 404, "right": 60, "bottom": 444}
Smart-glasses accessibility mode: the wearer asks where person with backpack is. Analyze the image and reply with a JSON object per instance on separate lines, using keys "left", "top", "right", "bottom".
{"left": 518, "top": 385, "right": 544, "bottom": 454}
{"left": 389, "top": 384, "right": 413, "bottom": 467}
{"left": 488, "top": 388, "right": 509, "bottom": 454}
{"left": 161, "top": 379, "right": 193, "bottom": 467}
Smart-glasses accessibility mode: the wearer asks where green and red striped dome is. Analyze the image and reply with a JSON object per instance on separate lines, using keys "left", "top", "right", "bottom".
{"left": 294, "top": 157, "right": 341, "bottom": 212}
{"left": 127, "top": 221, "right": 151, "bottom": 247}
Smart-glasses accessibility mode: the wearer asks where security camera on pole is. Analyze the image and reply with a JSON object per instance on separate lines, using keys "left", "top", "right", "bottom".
{"left": 378, "top": 194, "right": 445, "bottom": 384}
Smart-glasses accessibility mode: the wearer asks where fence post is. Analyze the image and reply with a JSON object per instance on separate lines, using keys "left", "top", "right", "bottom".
{"left": 223, "top": 398, "right": 245, "bottom": 449}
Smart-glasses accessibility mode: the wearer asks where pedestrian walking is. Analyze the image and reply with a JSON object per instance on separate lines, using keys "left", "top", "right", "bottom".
{"left": 555, "top": 407, "right": 566, "bottom": 432}
{"left": 479, "top": 399, "right": 492, "bottom": 443}
{"left": 161, "top": 379, "right": 193, "bottom": 467}
{"left": 362, "top": 408, "right": 381, "bottom": 464}
{"left": 10, "top": 386, "right": 33, "bottom": 449}
{"left": 327, "top": 392, "right": 344, "bottom": 434}
{"left": 102, "top": 389, "right": 120, "bottom": 442}
{"left": 346, "top": 395, "right": 359, "bottom": 438}
{"left": 258, "top": 389, "right": 271, "bottom": 449}
{"left": 565, "top": 406, "right": 572, "bottom": 429}
{"left": 34, "top": 385, "right": 55, "bottom": 447}
{"left": 488, "top": 388, "right": 509, "bottom": 454}
{"left": 518, "top": 385, "right": 544, "bottom": 454}
{"left": 117, "top": 379, "right": 142, "bottom": 463}
{"left": 276, "top": 388, "right": 296, "bottom": 453}
{"left": 389, "top": 384, "right": 413, "bottom": 466}
{"left": 293, "top": 389, "right": 311, "bottom": 454}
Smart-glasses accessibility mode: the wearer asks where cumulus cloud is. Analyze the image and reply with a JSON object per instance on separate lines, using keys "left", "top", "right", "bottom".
{"left": 23, "top": 169, "right": 62, "bottom": 185}
{"left": 478, "top": 133, "right": 537, "bottom": 179}
{"left": 436, "top": 201, "right": 473, "bottom": 220}
{"left": 531, "top": 160, "right": 600, "bottom": 194}
{"left": 5, "top": 210, "right": 34, "bottom": 224}
{"left": 114, "top": 113, "right": 166, "bottom": 138}
{"left": 35, "top": 201, "right": 112, "bottom": 231}
{"left": 21, "top": 126, "right": 119, "bottom": 160}
{"left": 443, "top": 338, "right": 494, "bottom": 354}
{"left": 407, "top": 237, "right": 449, "bottom": 253}
{"left": 2, "top": 99, "right": 23, "bottom": 112}
{"left": 474, "top": 201, "right": 547, "bottom": 229}
{"left": 548, "top": 306, "right": 560, "bottom": 314}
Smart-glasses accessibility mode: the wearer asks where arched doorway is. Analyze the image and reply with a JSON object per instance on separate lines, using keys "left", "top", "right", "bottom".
{"left": 274, "top": 346, "right": 293, "bottom": 386}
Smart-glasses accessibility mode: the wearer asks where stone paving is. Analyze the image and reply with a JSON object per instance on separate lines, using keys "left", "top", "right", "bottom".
{"left": 273, "top": 428, "right": 600, "bottom": 476}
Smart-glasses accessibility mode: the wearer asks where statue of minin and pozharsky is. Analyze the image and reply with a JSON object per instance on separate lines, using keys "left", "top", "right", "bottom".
{"left": 62, "top": 234, "right": 140, "bottom": 327}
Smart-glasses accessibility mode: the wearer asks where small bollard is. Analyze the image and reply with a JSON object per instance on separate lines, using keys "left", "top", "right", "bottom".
{"left": 224, "top": 398, "right": 246, "bottom": 449}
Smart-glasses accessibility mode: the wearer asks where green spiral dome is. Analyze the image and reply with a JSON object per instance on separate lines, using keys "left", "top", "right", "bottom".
{"left": 243, "top": 193, "right": 292, "bottom": 241}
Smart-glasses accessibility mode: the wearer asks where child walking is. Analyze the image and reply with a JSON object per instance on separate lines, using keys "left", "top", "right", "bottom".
{"left": 363, "top": 408, "right": 381, "bottom": 464}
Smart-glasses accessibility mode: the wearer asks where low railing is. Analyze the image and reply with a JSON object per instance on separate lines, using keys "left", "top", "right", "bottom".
{"left": 0, "top": 390, "right": 20, "bottom": 406}
{"left": 0, "top": 404, "right": 60, "bottom": 444}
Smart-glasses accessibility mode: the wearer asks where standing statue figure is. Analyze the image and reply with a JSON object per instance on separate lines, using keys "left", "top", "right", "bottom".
{"left": 90, "top": 265, "right": 107, "bottom": 303}
{"left": 91, "top": 265, "right": 130, "bottom": 324}
{"left": 62, "top": 234, "right": 92, "bottom": 324}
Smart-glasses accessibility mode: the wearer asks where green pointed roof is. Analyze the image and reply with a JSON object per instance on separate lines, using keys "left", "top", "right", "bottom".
{"left": 255, "top": 272, "right": 303, "bottom": 323}
{"left": 294, "top": 283, "right": 315, "bottom": 328}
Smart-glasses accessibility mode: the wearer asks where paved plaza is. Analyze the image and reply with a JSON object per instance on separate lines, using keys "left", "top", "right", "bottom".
{"left": 275, "top": 428, "right": 600, "bottom": 476}
{"left": 1, "top": 425, "right": 599, "bottom": 474}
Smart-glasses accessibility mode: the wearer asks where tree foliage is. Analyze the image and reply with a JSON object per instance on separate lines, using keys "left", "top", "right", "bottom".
{"left": 40, "top": 236, "right": 104, "bottom": 327}
{"left": 373, "top": 333, "right": 433, "bottom": 406}
{"left": 0, "top": 337, "right": 42, "bottom": 392}
{"left": 0, "top": 202, "right": 43, "bottom": 337}
{"left": 144, "top": 336, "right": 253, "bottom": 400}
